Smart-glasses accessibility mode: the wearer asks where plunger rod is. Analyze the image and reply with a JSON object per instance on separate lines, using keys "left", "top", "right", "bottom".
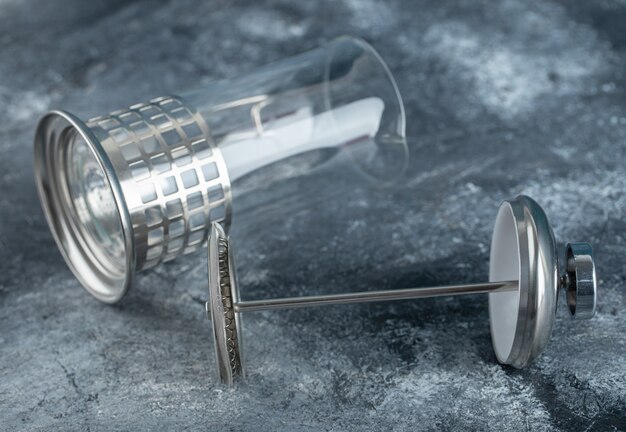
{"left": 233, "top": 280, "right": 517, "bottom": 313}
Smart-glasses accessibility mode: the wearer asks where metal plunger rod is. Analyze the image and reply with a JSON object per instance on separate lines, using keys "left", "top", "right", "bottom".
{"left": 233, "top": 280, "right": 517, "bottom": 313}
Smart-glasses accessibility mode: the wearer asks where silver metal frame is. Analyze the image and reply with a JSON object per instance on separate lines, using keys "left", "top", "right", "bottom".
{"left": 487, "top": 196, "right": 597, "bottom": 368}
{"left": 34, "top": 97, "right": 232, "bottom": 303}
{"left": 34, "top": 110, "right": 135, "bottom": 303}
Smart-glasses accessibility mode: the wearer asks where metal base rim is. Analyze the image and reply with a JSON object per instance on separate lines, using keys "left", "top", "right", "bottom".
{"left": 33, "top": 110, "right": 135, "bottom": 303}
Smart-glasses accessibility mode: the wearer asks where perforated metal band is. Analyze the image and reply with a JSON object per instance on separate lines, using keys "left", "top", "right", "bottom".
{"left": 86, "top": 96, "right": 232, "bottom": 270}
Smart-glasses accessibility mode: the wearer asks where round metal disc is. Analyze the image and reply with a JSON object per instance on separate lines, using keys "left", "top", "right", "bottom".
{"left": 488, "top": 195, "right": 559, "bottom": 368}
{"left": 207, "top": 223, "right": 243, "bottom": 385}
{"left": 34, "top": 111, "right": 134, "bottom": 303}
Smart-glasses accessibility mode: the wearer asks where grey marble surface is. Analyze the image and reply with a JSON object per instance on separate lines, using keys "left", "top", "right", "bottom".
{"left": 1, "top": 0, "right": 625, "bottom": 430}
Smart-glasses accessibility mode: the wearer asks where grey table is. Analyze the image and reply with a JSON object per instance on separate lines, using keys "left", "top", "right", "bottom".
{"left": 1, "top": 1, "right": 625, "bottom": 430}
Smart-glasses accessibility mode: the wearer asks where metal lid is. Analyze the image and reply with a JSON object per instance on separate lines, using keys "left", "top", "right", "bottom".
{"left": 488, "top": 195, "right": 560, "bottom": 368}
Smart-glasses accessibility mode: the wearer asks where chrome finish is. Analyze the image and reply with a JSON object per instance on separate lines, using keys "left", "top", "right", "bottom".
{"left": 564, "top": 242, "right": 597, "bottom": 319}
{"left": 489, "top": 195, "right": 560, "bottom": 369}
{"left": 234, "top": 281, "right": 517, "bottom": 312}
{"left": 488, "top": 197, "right": 598, "bottom": 368}
{"left": 34, "top": 97, "right": 232, "bottom": 303}
{"left": 206, "top": 195, "right": 598, "bottom": 385}
{"left": 34, "top": 111, "right": 135, "bottom": 303}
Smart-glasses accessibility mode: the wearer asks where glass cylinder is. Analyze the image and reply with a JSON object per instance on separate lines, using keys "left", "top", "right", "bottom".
{"left": 34, "top": 36, "right": 408, "bottom": 303}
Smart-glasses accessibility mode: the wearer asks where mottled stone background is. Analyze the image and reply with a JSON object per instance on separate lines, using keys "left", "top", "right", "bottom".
{"left": 1, "top": 0, "right": 625, "bottom": 430}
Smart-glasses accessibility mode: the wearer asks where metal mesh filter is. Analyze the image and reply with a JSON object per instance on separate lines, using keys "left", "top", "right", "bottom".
{"left": 85, "top": 96, "right": 232, "bottom": 270}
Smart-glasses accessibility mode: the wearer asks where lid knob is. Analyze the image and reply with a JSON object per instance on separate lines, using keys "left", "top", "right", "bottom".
{"left": 563, "top": 243, "right": 597, "bottom": 319}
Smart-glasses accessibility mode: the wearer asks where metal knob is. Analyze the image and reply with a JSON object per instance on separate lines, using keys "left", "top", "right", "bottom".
{"left": 563, "top": 243, "right": 597, "bottom": 319}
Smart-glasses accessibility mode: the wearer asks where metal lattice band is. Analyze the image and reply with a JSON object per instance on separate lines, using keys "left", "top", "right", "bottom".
{"left": 86, "top": 96, "right": 232, "bottom": 270}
